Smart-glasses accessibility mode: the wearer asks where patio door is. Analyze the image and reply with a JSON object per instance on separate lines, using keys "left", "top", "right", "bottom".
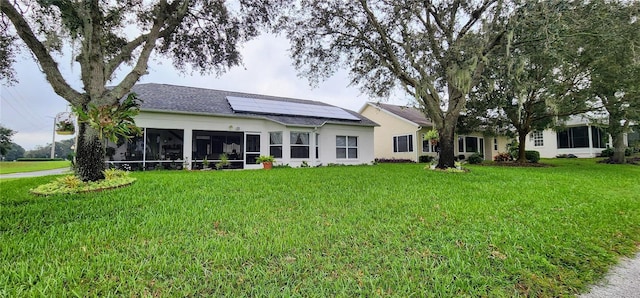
{"left": 245, "top": 133, "right": 261, "bottom": 167}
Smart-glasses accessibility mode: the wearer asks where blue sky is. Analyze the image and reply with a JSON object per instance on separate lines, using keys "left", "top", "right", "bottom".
{"left": 1, "top": 33, "right": 408, "bottom": 150}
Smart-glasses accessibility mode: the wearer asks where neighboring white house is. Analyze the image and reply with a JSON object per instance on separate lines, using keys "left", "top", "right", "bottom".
{"left": 359, "top": 102, "right": 511, "bottom": 161}
{"left": 524, "top": 115, "right": 628, "bottom": 158}
{"left": 105, "top": 83, "right": 378, "bottom": 170}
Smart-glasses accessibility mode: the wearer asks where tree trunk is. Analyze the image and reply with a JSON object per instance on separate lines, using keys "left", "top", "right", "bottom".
{"left": 516, "top": 130, "right": 528, "bottom": 163}
{"left": 610, "top": 131, "right": 626, "bottom": 164}
{"left": 75, "top": 122, "right": 105, "bottom": 181}
{"left": 436, "top": 122, "right": 457, "bottom": 169}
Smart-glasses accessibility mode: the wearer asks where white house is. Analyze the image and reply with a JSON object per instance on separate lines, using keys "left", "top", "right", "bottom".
{"left": 105, "top": 83, "right": 378, "bottom": 170}
{"left": 359, "top": 102, "right": 511, "bottom": 161}
{"left": 524, "top": 115, "right": 628, "bottom": 158}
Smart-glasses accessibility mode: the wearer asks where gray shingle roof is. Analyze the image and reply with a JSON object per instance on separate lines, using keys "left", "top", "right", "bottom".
{"left": 130, "top": 83, "right": 377, "bottom": 127}
{"left": 373, "top": 103, "right": 432, "bottom": 127}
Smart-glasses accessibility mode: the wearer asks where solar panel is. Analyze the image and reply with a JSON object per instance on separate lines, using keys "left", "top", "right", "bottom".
{"left": 227, "top": 96, "right": 360, "bottom": 121}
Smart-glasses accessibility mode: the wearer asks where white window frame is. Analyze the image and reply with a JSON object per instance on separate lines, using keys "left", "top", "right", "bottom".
{"left": 393, "top": 134, "right": 413, "bottom": 153}
{"left": 290, "top": 131, "right": 310, "bottom": 159}
{"left": 531, "top": 131, "right": 544, "bottom": 147}
{"left": 269, "top": 131, "right": 283, "bottom": 158}
{"left": 336, "top": 136, "right": 358, "bottom": 159}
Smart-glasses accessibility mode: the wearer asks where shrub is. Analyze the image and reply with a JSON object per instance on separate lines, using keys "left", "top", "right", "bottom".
{"left": 104, "top": 169, "right": 128, "bottom": 180}
{"left": 467, "top": 153, "right": 483, "bottom": 164}
{"left": 374, "top": 158, "right": 415, "bottom": 163}
{"left": 525, "top": 150, "right": 540, "bottom": 163}
{"left": 494, "top": 152, "right": 512, "bottom": 162}
{"left": 56, "top": 175, "right": 82, "bottom": 189}
{"left": 600, "top": 148, "right": 614, "bottom": 157}
{"left": 600, "top": 148, "right": 633, "bottom": 157}
{"left": 507, "top": 141, "right": 519, "bottom": 160}
{"left": 17, "top": 158, "right": 65, "bottom": 161}
{"left": 419, "top": 155, "right": 434, "bottom": 163}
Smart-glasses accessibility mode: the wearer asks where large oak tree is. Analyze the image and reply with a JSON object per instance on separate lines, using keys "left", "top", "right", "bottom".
{"left": 283, "top": 0, "right": 511, "bottom": 168}
{"left": 569, "top": 0, "right": 640, "bottom": 163}
{"left": 465, "top": 1, "right": 592, "bottom": 162}
{"left": 1, "top": 0, "right": 282, "bottom": 181}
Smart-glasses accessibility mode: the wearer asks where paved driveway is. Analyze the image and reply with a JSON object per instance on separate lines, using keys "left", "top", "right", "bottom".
{"left": 0, "top": 168, "right": 71, "bottom": 179}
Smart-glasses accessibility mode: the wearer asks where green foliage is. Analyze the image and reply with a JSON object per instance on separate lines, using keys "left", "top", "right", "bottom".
{"left": 601, "top": 148, "right": 633, "bottom": 157}
{"left": 494, "top": 152, "right": 512, "bottom": 162}
{"left": 103, "top": 168, "right": 128, "bottom": 180}
{"left": 56, "top": 175, "right": 82, "bottom": 189}
{"left": 283, "top": 1, "right": 511, "bottom": 169}
{"left": 0, "top": 125, "right": 16, "bottom": 155}
{"left": 202, "top": 156, "right": 209, "bottom": 169}
{"left": 55, "top": 119, "right": 74, "bottom": 133}
{"left": 17, "top": 158, "right": 65, "bottom": 162}
{"left": 256, "top": 155, "right": 275, "bottom": 163}
{"left": 23, "top": 139, "right": 75, "bottom": 159}
{"left": 2, "top": 161, "right": 640, "bottom": 295}
{"left": 467, "top": 153, "right": 484, "bottom": 164}
{"left": 30, "top": 173, "right": 135, "bottom": 196}
{"left": 424, "top": 129, "right": 439, "bottom": 141}
{"left": 73, "top": 93, "right": 143, "bottom": 144}
{"left": 507, "top": 141, "right": 519, "bottom": 160}
{"left": 1, "top": 142, "right": 25, "bottom": 161}
{"left": 525, "top": 150, "right": 541, "bottom": 163}
{"left": 215, "top": 153, "right": 230, "bottom": 170}
{"left": 419, "top": 155, "right": 434, "bottom": 163}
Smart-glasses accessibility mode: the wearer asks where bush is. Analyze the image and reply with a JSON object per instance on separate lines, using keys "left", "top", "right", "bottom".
{"left": 419, "top": 155, "right": 434, "bottom": 163}
{"left": 374, "top": 158, "right": 415, "bottom": 163}
{"left": 467, "top": 153, "right": 483, "bottom": 164}
{"left": 525, "top": 150, "right": 540, "bottom": 163}
{"left": 494, "top": 152, "right": 512, "bottom": 162}
{"left": 17, "top": 158, "right": 65, "bottom": 161}
{"left": 556, "top": 154, "right": 577, "bottom": 158}
{"left": 600, "top": 148, "right": 614, "bottom": 157}
{"left": 600, "top": 148, "right": 633, "bottom": 157}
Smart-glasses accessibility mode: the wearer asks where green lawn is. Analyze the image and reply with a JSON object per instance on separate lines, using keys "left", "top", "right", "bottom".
{"left": 1, "top": 159, "right": 639, "bottom": 296}
{"left": 0, "top": 161, "right": 71, "bottom": 174}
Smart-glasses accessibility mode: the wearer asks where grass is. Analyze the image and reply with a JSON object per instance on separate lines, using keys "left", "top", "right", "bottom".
{"left": 1, "top": 159, "right": 639, "bottom": 296}
{"left": 0, "top": 161, "right": 71, "bottom": 174}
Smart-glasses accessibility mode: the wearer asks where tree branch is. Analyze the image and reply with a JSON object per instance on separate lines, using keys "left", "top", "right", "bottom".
{"left": 0, "top": 0, "right": 83, "bottom": 104}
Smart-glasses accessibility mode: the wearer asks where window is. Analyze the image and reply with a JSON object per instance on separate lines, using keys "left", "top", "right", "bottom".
{"left": 465, "top": 136, "right": 478, "bottom": 153}
{"left": 290, "top": 131, "right": 309, "bottom": 158}
{"left": 493, "top": 138, "right": 498, "bottom": 151}
{"left": 458, "top": 136, "right": 479, "bottom": 153}
{"left": 557, "top": 126, "right": 589, "bottom": 148}
{"left": 336, "top": 136, "right": 358, "bottom": 159}
{"left": 393, "top": 135, "right": 413, "bottom": 152}
{"left": 269, "top": 132, "right": 282, "bottom": 158}
{"left": 530, "top": 131, "right": 544, "bottom": 147}
{"left": 591, "top": 127, "right": 607, "bottom": 148}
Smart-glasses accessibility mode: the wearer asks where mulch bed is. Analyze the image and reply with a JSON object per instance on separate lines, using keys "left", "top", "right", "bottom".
{"left": 598, "top": 157, "right": 640, "bottom": 165}
{"left": 478, "top": 162, "right": 554, "bottom": 168}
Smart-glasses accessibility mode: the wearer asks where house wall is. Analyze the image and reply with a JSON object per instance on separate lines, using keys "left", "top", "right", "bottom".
{"left": 524, "top": 125, "right": 624, "bottom": 158}
{"left": 317, "top": 124, "right": 375, "bottom": 166}
{"left": 360, "top": 104, "right": 421, "bottom": 161}
{"left": 135, "top": 111, "right": 374, "bottom": 169}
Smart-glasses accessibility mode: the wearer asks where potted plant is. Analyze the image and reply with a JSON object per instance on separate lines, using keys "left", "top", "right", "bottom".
{"left": 56, "top": 119, "right": 75, "bottom": 135}
{"left": 256, "top": 155, "right": 275, "bottom": 170}
{"left": 425, "top": 129, "right": 439, "bottom": 145}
